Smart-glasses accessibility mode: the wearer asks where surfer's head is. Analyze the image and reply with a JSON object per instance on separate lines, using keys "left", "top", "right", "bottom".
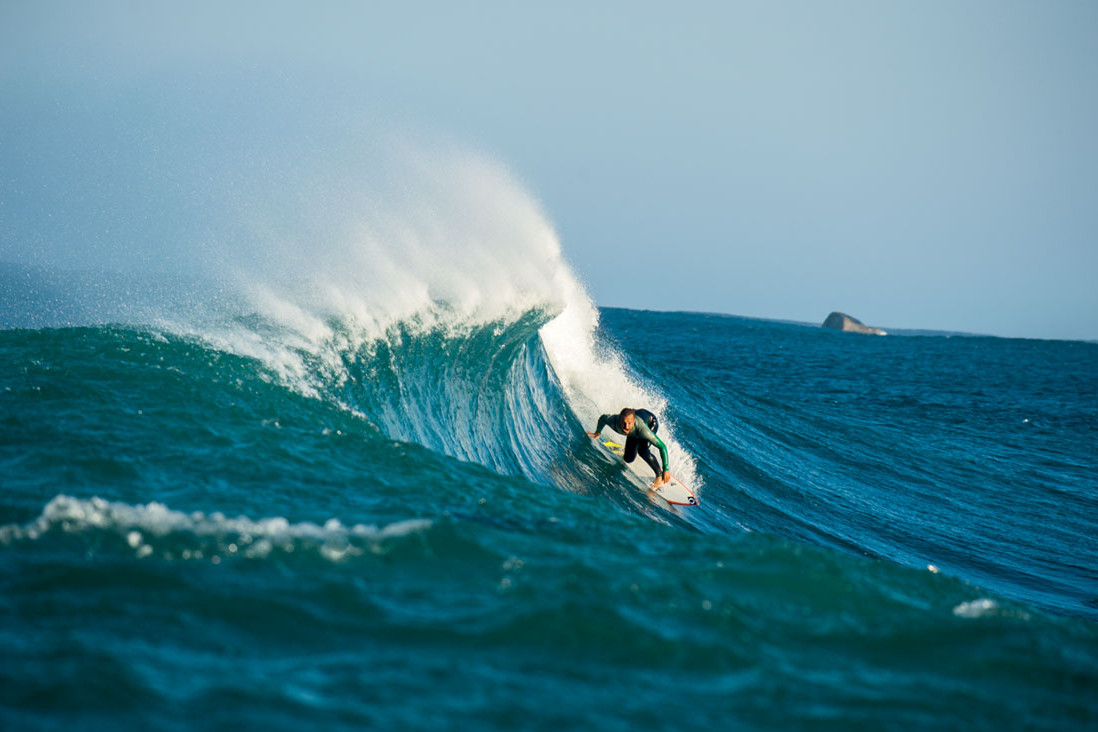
{"left": 619, "top": 407, "right": 636, "bottom": 433}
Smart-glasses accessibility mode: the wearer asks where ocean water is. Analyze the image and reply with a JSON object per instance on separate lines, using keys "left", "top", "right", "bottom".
{"left": 2, "top": 153, "right": 1097, "bottom": 730}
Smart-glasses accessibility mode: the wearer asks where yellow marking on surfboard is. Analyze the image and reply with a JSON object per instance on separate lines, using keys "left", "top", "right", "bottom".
{"left": 601, "top": 439, "right": 625, "bottom": 455}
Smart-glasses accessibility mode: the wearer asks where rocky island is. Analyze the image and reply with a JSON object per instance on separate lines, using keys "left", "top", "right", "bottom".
{"left": 822, "top": 312, "right": 887, "bottom": 335}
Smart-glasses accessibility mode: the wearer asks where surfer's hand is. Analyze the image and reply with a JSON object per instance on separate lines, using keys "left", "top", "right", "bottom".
{"left": 586, "top": 431, "right": 600, "bottom": 438}
{"left": 662, "top": 471, "right": 671, "bottom": 485}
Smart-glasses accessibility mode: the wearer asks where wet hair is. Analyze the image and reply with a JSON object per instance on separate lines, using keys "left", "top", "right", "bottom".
{"left": 619, "top": 407, "right": 635, "bottom": 422}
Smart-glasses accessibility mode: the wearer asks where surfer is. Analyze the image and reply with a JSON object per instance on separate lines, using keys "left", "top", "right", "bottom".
{"left": 587, "top": 407, "right": 672, "bottom": 488}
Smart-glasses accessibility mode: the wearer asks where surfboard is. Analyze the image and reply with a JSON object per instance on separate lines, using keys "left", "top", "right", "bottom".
{"left": 600, "top": 439, "right": 700, "bottom": 507}
{"left": 654, "top": 476, "right": 700, "bottom": 507}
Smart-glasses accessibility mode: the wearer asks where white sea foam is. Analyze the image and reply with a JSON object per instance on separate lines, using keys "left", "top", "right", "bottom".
{"left": 951, "top": 597, "right": 1029, "bottom": 620}
{"left": 953, "top": 598, "right": 999, "bottom": 618}
{"left": 0, "top": 495, "right": 432, "bottom": 563}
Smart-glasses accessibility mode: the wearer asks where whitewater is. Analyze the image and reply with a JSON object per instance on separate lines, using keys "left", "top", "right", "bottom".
{"left": 2, "top": 137, "right": 1097, "bottom": 730}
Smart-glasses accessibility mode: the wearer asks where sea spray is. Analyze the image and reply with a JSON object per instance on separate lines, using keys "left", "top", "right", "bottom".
{"left": 0, "top": 104, "right": 700, "bottom": 492}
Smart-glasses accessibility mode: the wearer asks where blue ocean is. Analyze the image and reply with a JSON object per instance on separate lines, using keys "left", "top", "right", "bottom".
{"left": 1, "top": 144, "right": 1097, "bottom": 730}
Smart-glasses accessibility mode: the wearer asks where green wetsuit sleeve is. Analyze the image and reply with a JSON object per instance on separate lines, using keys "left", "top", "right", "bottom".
{"left": 594, "top": 414, "right": 614, "bottom": 435}
{"left": 635, "top": 421, "right": 670, "bottom": 472}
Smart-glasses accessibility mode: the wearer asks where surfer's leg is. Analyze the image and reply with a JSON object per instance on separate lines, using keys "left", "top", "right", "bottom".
{"left": 623, "top": 435, "right": 638, "bottom": 464}
{"left": 637, "top": 442, "right": 662, "bottom": 477}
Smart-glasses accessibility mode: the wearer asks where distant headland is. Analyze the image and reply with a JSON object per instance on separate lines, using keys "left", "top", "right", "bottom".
{"left": 822, "top": 311, "right": 887, "bottom": 336}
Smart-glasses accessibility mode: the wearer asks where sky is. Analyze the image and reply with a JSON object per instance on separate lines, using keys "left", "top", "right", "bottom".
{"left": 2, "top": 1, "right": 1096, "bottom": 340}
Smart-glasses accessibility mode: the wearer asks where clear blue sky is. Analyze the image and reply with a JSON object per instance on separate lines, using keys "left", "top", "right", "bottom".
{"left": 2, "top": 1, "right": 1096, "bottom": 340}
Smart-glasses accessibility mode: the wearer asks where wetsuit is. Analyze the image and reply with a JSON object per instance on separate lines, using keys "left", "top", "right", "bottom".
{"left": 593, "top": 409, "right": 669, "bottom": 478}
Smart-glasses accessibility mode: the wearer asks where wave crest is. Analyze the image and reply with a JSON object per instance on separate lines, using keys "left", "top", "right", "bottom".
{"left": 4, "top": 133, "right": 698, "bottom": 501}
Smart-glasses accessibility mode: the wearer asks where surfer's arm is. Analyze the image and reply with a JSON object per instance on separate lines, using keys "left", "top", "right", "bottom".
{"left": 588, "top": 414, "right": 613, "bottom": 438}
{"left": 651, "top": 435, "right": 670, "bottom": 477}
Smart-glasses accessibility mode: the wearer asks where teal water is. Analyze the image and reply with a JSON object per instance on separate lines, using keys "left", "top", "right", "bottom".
{"left": 1, "top": 96, "right": 1095, "bottom": 728}
{"left": 2, "top": 305, "right": 1096, "bottom": 730}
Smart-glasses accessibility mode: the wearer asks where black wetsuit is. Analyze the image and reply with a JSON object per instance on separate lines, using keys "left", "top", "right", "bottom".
{"left": 594, "top": 409, "right": 668, "bottom": 478}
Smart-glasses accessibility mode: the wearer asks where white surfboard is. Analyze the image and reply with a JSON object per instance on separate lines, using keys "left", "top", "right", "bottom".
{"left": 601, "top": 440, "right": 700, "bottom": 507}
{"left": 654, "top": 476, "right": 700, "bottom": 507}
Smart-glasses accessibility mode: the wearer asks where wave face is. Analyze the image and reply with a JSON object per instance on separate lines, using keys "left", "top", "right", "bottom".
{"left": 2, "top": 144, "right": 1098, "bottom": 728}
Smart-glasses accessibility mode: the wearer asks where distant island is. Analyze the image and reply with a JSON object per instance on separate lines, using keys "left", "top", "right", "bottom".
{"left": 822, "top": 311, "right": 887, "bottom": 336}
